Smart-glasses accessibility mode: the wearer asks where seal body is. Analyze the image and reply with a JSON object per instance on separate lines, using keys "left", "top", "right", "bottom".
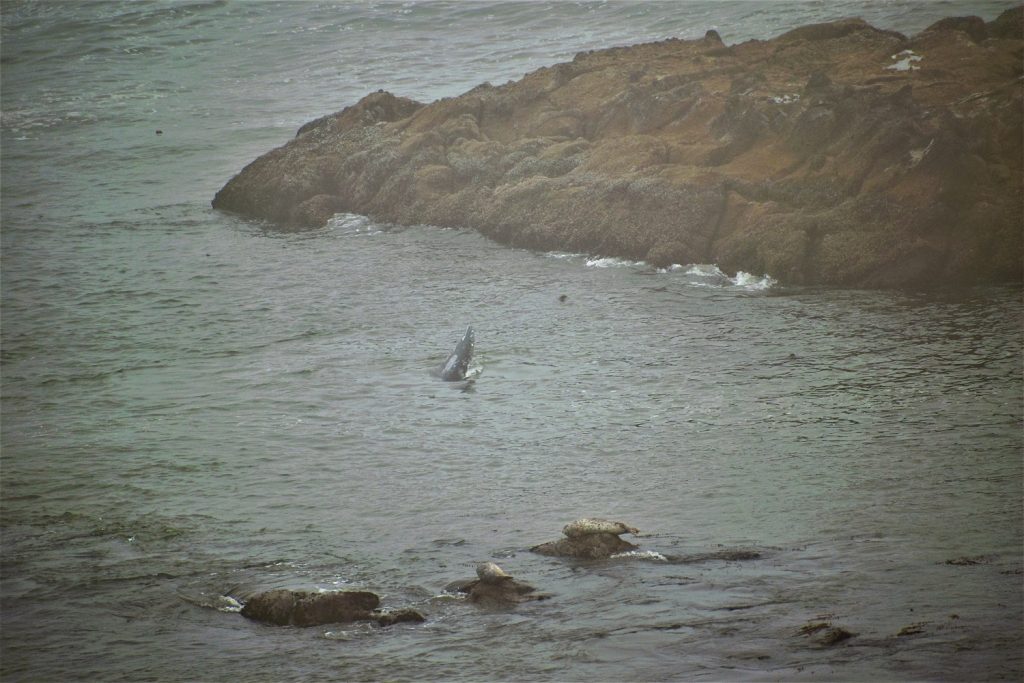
{"left": 476, "top": 561, "right": 512, "bottom": 584}
{"left": 441, "top": 326, "right": 475, "bottom": 380}
{"left": 562, "top": 518, "right": 639, "bottom": 538}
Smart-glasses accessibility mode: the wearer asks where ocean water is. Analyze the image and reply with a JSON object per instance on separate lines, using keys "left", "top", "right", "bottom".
{"left": 2, "top": 2, "right": 1021, "bottom": 681}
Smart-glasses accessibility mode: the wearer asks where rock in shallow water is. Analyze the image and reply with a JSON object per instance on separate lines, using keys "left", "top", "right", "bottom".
{"left": 241, "top": 589, "right": 380, "bottom": 627}
{"left": 531, "top": 531, "right": 640, "bottom": 559}
{"left": 239, "top": 589, "right": 426, "bottom": 627}
{"left": 449, "top": 562, "right": 550, "bottom": 607}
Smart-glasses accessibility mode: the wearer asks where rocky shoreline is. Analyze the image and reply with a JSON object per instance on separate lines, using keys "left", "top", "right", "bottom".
{"left": 213, "top": 9, "right": 1022, "bottom": 289}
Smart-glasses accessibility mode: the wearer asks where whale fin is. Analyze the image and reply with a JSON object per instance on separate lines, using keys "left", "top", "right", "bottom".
{"left": 440, "top": 326, "right": 475, "bottom": 381}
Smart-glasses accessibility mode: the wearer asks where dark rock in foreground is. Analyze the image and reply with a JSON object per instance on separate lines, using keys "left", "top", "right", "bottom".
{"left": 240, "top": 589, "right": 424, "bottom": 627}
{"left": 214, "top": 9, "right": 1023, "bottom": 289}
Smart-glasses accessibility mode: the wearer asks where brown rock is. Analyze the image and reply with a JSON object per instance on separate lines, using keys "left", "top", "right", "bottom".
{"left": 213, "top": 13, "right": 1023, "bottom": 289}
{"left": 922, "top": 16, "right": 989, "bottom": 43}
{"left": 446, "top": 563, "right": 550, "bottom": 607}
{"left": 240, "top": 589, "right": 380, "bottom": 627}
{"left": 470, "top": 579, "right": 547, "bottom": 607}
{"left": 530, "top": 532, "right": 639, "bottom": 559}
{"left": 988, "top": 6, "right": 1023, "bottom": 40}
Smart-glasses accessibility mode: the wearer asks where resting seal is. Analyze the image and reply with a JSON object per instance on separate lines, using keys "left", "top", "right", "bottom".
{"left": 450, "top": 562, "right": 549, "bottom": 606}
{"left": 476, "top": 561, "right": 513, "bottom": 584}
{"left": 562, "top": 518, "right": 639, "bottom": 538}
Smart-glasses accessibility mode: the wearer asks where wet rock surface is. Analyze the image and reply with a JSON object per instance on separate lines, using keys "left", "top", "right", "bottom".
{"left": 531, "top": 532, "right": 640, "bottom": 559}
{"left": 668, "top": 548, "right": 763, "bottom": 563}
{"left": 239, "top": 589, "right": 424, "bottom": 628}
{"left": 449, "top": 562, "right": 550, "bottom": 607}
{"left": 531, "top": 517, "right": 643, "bottom": 559}
{"left": 240, "top": 589, "right": 381, "bottom": 627}
{"left": 213, "top": 9, "right": 1023, "bottom": 289}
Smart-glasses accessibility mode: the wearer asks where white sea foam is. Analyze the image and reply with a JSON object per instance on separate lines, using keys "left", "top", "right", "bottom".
{"left": 327, "top": 212, "right": 381, "bottom": 235}
{"left": 610, "top": 550, "right": 669, "bottom": 561}
{"left": 683, "top": 263, "right": 730, "bottom": 279}
{"left": 215, "top": 595, "right": 243, "bottom": 613}
{"left": 547, "top": 255, "right": 775, "bottom": 290}
{"left": 770, "top": 93, "right": 801, "bottom": 104}
{"left": 909, "top": 138, "right": 934, "bottom": 166}
{"left": 886, "top": 49, "right": 922, "bottom": 71}
{"left": 585, "top": 256, "right": 645, "bottom": 268}
{"left": 733, "top": 271, "right": 777, "bottom": 290}
{"left": 678, "top": 264, "right": 776, "bottom": 290}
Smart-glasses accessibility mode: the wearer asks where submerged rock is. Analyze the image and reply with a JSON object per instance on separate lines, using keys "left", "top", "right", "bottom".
{"left": 798, "top": 620, "right": 856, "bottom": 646}
{"left": 818, "top": 626, "right": 856, "bottom": 646}
{"left": 372, "top": 608, "right": 426, "bottom": 627}
{"left": 669, "top": 548, "right": 762, "bottom": 563}
{"left": 213, "top": 9, "right": 1022, "bottom": 289}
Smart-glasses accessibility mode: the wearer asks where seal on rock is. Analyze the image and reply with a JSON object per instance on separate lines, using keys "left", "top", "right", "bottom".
{"left": 476, "top": 561, "right": 513, "bottom": 584}
{"left": 562, "top": 518, "right": 639, "bottom": 538}
{"left": 450, "top": 562, "right": 549, "bottom": 607}
{"left": 531, "top": 518, "right": 642, "bottom": 559}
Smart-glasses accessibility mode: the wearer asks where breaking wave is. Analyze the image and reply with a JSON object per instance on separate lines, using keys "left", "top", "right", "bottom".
{"left": 671, "top": 263, "right": 777, "bottom": 291}
{"left": 582, "top": 257, "right": 777, "bottom": 290}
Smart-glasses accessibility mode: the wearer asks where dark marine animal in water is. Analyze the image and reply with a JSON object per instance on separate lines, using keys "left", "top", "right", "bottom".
{"left": 440, "top": 326, "right": 475, "bottom": 380}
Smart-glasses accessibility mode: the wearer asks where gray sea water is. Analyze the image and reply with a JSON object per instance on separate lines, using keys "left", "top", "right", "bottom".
{"left": 2, "top": 2, "right": 1022, "bottom": 681}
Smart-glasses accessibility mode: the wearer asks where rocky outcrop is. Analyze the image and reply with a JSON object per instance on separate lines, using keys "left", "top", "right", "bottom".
{"left": 447, "top": 562, "right": 550, "bottom": 607}
{"left": 213, "top": 9, "right": 1023, "bottom": 289}
{"left": 239, "top": 589, "right": 424, "bottom": 627}
{"left": 531, "top": 517, "right": 642, "bottom": 559}
{"left": 531, "top": 532, "right": 639, "bottom": 559}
